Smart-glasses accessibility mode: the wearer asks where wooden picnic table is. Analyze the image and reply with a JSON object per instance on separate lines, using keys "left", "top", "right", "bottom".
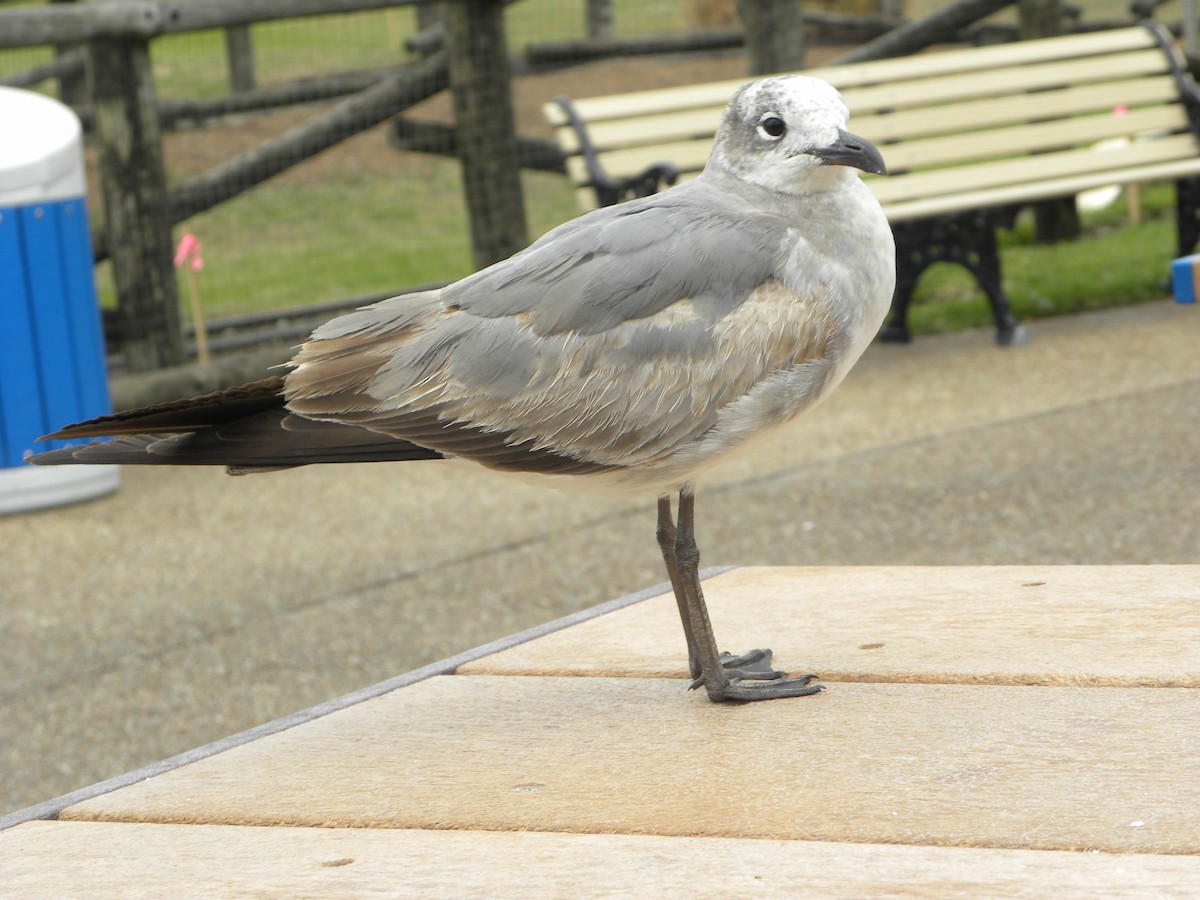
{"left": 3, "top": 565, "right": 1198, "bottom": 895}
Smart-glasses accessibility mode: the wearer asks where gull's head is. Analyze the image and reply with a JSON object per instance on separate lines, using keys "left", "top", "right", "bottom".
{"left": 707, "top": 75, "right": 885, "bottom": 194}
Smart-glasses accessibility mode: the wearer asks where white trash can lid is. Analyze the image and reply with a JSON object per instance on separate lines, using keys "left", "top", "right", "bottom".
{"left": 0, "top": 85, "right": 85, "bottom": 205}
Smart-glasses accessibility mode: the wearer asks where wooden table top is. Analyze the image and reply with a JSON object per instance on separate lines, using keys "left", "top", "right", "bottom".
{"left": 4, "top": 566, "right": 1198, "bottom": 896}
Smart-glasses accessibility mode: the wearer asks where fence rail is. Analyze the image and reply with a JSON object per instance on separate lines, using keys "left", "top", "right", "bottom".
{"left": 0, "top": 0, "right": 426, "bottom": 49}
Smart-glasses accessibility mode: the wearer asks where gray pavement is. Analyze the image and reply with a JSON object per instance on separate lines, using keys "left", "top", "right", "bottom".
{"left": 3, "top": 299, "right": 1199, "bottom": 816}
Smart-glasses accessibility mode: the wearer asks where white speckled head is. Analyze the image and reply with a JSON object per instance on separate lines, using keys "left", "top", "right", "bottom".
{"left": 706, "top": 75, "right": 884, "bottom": 194}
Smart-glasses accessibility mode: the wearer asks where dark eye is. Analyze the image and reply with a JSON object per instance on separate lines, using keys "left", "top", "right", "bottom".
{"left": 757, "top": 115, "right": 786, "bottom": 140}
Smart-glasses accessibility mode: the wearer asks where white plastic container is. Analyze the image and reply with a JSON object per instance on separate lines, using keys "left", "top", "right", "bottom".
{"left": 0, "top": 86, "right": 118, "bottom": 514}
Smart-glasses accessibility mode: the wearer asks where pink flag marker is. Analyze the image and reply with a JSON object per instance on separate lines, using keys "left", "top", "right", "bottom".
{"left": 174, "top": 232, "right": 210, "bottom": 364}
{"left": 174, "top": 232, "right": 204, "bottom": 272}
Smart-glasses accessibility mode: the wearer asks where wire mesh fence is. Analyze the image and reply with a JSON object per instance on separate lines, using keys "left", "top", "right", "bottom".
{"left": 0, "top": 0, "right": 1189, "bottom": 376}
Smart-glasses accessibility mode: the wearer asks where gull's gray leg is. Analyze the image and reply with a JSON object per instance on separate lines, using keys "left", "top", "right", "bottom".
{"left": 659, "top": 495, "right": 765, "bottom": 682}
{"left": 672, "top": 489, "right": 824, "bottom": 702}
{"left": 657, "top": 495, "right": 701, "bottom": 680}
{"left": 661, "top": 491, "right": 780, "bottom": 684}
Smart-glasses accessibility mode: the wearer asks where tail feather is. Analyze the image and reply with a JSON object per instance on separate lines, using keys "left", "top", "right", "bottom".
{"left": 27, "top": 377, "right": 443, "bottom": 472}
{"left": 43, "top": 377, "right": 289, "bottom": 440}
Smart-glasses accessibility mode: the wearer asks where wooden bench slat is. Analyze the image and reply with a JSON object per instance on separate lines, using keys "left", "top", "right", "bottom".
{"left": 544, "top": 81, "right": 756, "bottom": 128}
{"left": 839, "top": 50, "right": 1170, "bottom": 114}
{"left": 807, "top": 25, "right": 1160, "bottom": 91}
{"left": 882, "top": 157, "right": 1200, "bottom": 220}
{"left": 572, "top": 104, "right": 1190, "bottom": 186}
{"left": 553, "top": 106, "right": 727, "bottom": 155}
{"left": 558, "top": 76, "right": 1182, "bottom": 158}
{"left": 850, "top": 75, "right": 1182, "bottom": 143}
{"left": 57, "top": 675, "right": 1200, "bottom": 854}
{"left": 7, "top": 819, "right": 1200, "bottom": 895}
{"left": 872, "top": 131, "right": 1199, "bottom": 204}
{"left": 884, "top": 105, "right": 1189, "bottom": 172}
{"left": 573, "top": 186, "right": 602, "bottom": 211}
{"left": 462, "top": 567, "right": 1200, "bottom": 686}
{"left": 602, "top": 157, "right": 1200, "bottom": 221}
{"left": 544, "top": 27, "right": 1161, "bottom": 126}
{"left": 566, "top": 138, "right": 711, "bottom": 186}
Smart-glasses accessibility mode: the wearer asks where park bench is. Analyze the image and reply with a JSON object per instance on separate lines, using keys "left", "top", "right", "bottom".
{"left": 544, "top": 23, "right": 1200, "bottom": 344}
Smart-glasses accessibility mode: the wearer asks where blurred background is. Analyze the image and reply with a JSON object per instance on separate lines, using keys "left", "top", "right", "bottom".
{"left": 0, "top": 0, "right": 1192, "bottom": 381}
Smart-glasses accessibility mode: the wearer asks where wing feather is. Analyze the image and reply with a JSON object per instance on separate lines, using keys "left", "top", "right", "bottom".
{"left": 286, "top": 182, "right": 843, "bottom": 477}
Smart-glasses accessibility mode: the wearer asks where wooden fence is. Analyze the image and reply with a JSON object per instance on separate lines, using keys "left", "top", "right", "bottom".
{"left": 0, "top": 0, "right": 526, "bottom": 372}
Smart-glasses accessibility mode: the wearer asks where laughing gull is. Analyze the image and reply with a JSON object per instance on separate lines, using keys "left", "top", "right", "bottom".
{"left": 31, "top": 75, "right": 895, "bottom": 702}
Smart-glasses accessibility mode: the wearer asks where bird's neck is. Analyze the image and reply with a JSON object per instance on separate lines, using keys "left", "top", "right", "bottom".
{"left": 700, "top": 162, "right": 851, "bottom": 219}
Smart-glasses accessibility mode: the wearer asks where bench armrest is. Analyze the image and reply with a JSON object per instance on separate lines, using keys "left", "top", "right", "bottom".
{"left": 1143, "top": 19, "right": 1200, "bottom": 134}
{"left": 552, "top": 96, "right": 680, "bottom": 206}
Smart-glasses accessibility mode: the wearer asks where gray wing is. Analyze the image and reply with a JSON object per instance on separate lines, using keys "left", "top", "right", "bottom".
{"left": 285, "top": 181, "right": 842, "bottom": 473}
{"left": 446, "top": 182, "right": 780, "bottom": 333}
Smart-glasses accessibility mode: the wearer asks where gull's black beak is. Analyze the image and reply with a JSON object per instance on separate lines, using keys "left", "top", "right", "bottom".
{"left": 815, "top": 128, "right": 886, "bottom": 176}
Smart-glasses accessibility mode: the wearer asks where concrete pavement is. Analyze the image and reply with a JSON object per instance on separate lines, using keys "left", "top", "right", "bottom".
{"left": 3, "top": 299, "right": 1198, "bottom": 815}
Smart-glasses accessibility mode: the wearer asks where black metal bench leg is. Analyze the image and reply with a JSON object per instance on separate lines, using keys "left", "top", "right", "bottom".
{"left": 881, "top": 249, "right": 919, "bottom": 344}
{"left": 1175, "top": 176, "right": 1200, "bottom": 258}
{"left": 968, "top": 221, "right": 1028, "bottom": 346}
{"left": 886, "top": 213, "right": 1027, "bottom": 346}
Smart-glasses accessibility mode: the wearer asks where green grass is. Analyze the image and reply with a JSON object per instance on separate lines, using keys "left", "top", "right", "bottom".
{"left": 508, "top": 0, "right": 689, "bottom": 42}
{"left": 908, "top": 184, "right": 1178, "bottom": 336}
{"left": 174, "top": 158, "right": 474, "bottom": 316}
{"left": 95, "top": 160, "right": 581, "bottom": 317}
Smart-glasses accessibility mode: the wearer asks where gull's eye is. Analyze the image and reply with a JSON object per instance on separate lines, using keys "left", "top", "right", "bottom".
{"left": 757, "top": 114, "right": 787, "bottom": 140}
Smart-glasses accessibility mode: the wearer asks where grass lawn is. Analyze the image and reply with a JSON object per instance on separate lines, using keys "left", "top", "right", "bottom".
{"left": 94, "top": 158, "right": 582, "bottom": 319}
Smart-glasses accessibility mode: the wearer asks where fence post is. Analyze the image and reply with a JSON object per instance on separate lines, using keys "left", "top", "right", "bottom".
{"left": 87, "top": 36, "right": 185, "bottom": 372}
{"left": 49, "top": 0, "right": 87, "bottom": 106}
{"left": 586, "top": 0, "right": 614, "bottom": 42}
{"left": 416, "top": 0, "right": 443, "bottom": 37}
{"left": 224, "top": 24, "right": 257, "bottom": 93}
{"left": 740, "top": 0, "right": 806, "bottom": 75}
{"left": 877, "top": 0, "right": 904, "bottom": 18}
{"left": 442, "top": 0, "right": 528, "bottom": 269}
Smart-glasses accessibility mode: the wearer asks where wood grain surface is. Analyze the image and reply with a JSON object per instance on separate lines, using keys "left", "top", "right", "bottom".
{"left": 459, "top": 566, "right": 1200, "bottom": 686}
{"left": 6, "top": 819, "right": 1200, "bottom": 898}
{"left": 60, "top": 675, "right": 1199, "bottom": 854}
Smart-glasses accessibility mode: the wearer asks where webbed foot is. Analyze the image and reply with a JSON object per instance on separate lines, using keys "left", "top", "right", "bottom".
{"left": 721, "top": 647, "right": 783, "bottom": 678}
{"left": 688, "top": 648, "right": 786, "bottom": 688}
{"left": 700, "top": 671, "right": 823, "bottom": 702}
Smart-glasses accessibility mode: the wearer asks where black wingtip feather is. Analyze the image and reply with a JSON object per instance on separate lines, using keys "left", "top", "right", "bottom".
{"left": 40, "top": 377, "right": 287, "bottom": 441}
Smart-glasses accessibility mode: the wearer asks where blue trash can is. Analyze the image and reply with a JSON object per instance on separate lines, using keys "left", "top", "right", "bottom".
{"left": 0, "top": 86, "right": 118, "bottom": 514}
